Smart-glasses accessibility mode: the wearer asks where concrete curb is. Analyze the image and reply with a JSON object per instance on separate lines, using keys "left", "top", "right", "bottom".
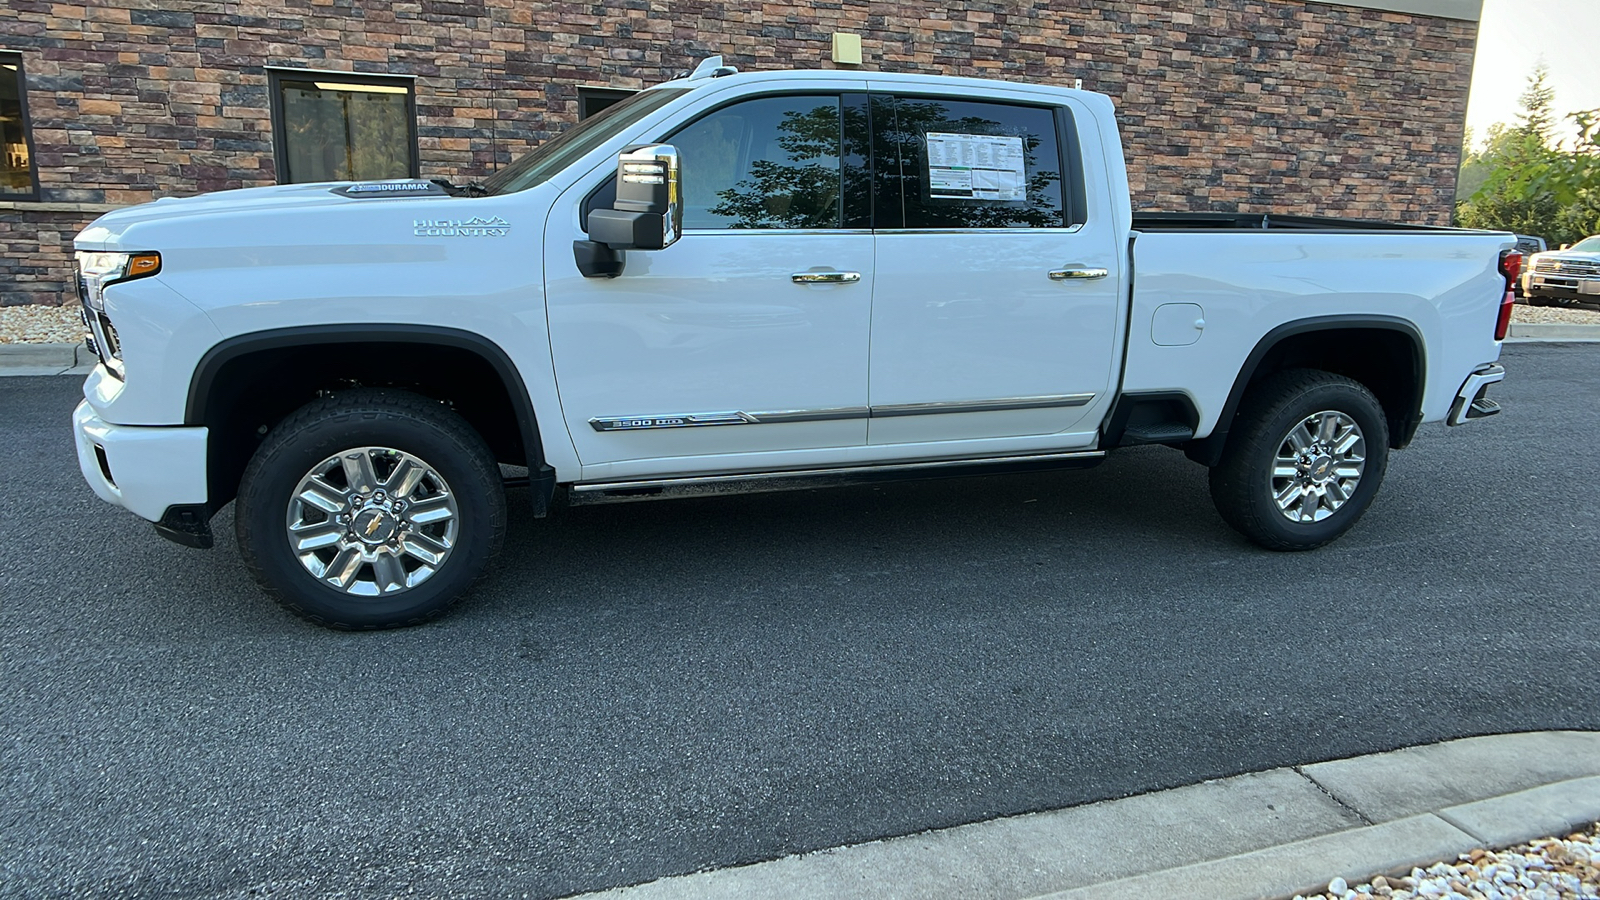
{"left": 0, "top": 342, "right": 96, "bottom": 376}
{"left": 564, "top": 732, "right": 1600, "bottom": 900}
{"left": 1506, "top": 321, "right": 1600, "bottom": 340}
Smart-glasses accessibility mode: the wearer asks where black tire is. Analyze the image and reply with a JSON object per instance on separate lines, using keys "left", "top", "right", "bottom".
{"left": 1208, "top": 369, "right": 1389, "bottom": 551}
{"left": 236, "top": 389, "right": 506, "bottom": 629}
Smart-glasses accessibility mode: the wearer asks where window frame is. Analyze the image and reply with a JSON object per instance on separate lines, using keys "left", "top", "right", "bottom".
{"left": 663, "top": 90, "right": 854, "bottom": 233}
{"left": 0, "top": 51, "right": 41, "bottom": 202}
{"left": 872, "top": 91, "right": 1086, "bottom": 232}
{"left": 583, "top": 89, "right": 867, "bottom": 235}
{"left": 266, "top": 67, "right": 420, "bottom": 185}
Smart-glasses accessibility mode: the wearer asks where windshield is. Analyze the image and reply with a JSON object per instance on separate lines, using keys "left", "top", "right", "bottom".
{"left": 1569, "top": 236, "right": 1600, "bottom": 252}
{"left": 482, "top": 88, "right": 688, "bottom": 195}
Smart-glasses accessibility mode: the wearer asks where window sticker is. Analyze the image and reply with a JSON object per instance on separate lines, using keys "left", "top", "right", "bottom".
{"left": 925, "top": 132, "right": 1027, "bottom": 201}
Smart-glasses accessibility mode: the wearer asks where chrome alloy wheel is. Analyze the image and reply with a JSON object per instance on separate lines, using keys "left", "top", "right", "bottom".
{"left": 285, "top": 446, "right": 460, "bottom": 596}
{"left": 1269, "top": 410, "right": 1366, "bottom": 524}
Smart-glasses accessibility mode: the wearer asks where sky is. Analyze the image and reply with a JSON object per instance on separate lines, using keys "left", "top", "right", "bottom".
{"left": 1465, "top": 0, "right": 1600, "bottom": 147}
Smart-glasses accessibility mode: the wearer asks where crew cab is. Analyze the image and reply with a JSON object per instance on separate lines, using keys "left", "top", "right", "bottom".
{"left": 71, "top": 60, "right": 1517, "bottom": 629}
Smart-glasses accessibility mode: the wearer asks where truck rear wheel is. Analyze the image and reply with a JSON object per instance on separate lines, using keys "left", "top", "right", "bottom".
{"left": 235, "top": 389, "right": 505, "bottom": 629}
{"left": 1208, "top": 369, "right": 1389, "bottom": 551}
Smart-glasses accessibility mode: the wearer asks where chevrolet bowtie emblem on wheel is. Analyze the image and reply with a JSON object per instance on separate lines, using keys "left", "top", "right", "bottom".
{"left": 413, "top": 216, "right": 511, "bottom": 237}
{"left": 364, "top": 515, "right": 383, "bottom": 536}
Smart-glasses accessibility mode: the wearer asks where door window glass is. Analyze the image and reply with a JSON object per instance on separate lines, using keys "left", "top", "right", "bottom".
{"left": 880, "top": 96, "right": 1066, "bottom": 229}
{"left": 668, "top": 95, "right": 843, "bottom": 229}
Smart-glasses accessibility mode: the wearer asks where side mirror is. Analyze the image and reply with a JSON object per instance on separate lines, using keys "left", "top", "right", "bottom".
{"left": 574, "top": 144, "right": 683, "bottom": 278}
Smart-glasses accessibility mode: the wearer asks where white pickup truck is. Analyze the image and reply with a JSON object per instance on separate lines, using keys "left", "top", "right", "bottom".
{"left": 71, "top": 60, "right": 1517, "bottom": 629}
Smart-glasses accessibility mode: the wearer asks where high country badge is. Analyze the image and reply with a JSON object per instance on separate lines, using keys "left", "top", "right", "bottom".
{"left": 414, "top": 216, "right": 511, "bottom": 237}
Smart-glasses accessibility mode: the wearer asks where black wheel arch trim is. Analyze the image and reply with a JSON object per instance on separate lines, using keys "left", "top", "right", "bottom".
{"left": 185, "top": 324, "right": 548, "bottom": 477}
{"left": 1184, "top": 314, "right": 1425, "bottom": 467}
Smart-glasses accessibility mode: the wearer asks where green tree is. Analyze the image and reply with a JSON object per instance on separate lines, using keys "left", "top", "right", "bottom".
{"left": 1456, "top": 64, "right": 1600, "bottom": 246}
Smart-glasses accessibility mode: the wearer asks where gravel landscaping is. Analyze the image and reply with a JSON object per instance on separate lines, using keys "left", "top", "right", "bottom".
{"left": 0, "top": 304, "right": 82, "bottom": 344}
{"left": 1513, "top": 303, "right": 1600, "bottom": 325}
{"left": 1294, "top": 823, "right": 1600, "bottom": 900}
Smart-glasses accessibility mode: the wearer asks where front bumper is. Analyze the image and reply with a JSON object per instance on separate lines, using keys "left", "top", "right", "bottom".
{"left": 1447, "top": 364, "right": 1505, "bottom": 427}
{"left": 1524, "top": 272, "right": 1600, "bottom": 299}
{"left": 73, "top": 400, "right": 209, "bottom": 523}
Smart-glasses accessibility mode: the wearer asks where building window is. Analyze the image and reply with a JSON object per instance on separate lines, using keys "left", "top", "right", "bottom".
{"left": 269, "top": 70, "right": 418, "bottom": 184}
{"left": 0, "top": 52, "right": 39, "bottom": 200}
{"left": 578, "top": 87, "right": 635, "bottom": 121}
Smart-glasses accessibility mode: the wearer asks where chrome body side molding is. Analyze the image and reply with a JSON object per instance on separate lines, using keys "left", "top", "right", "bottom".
{"left": 589, "top": 394, "right": 1095, "bottom": 432}
{"left": 870, "top": 393, "right": 1094, "bottom": 418}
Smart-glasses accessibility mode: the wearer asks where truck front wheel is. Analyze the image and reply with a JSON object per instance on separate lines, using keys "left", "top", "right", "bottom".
{"left": 1208, "top": 369, "right": 1390, "bottom": 551}
{"left": 235, "top": 389, "right": 506, "bottom": 629}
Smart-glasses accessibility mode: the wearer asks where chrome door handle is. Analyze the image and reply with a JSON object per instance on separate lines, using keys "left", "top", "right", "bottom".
{"left": 1048, "top": 267, "right": 1109, "bottom": 281}
{"left": 791, "top": 271, "right": 861, "bottom": 284}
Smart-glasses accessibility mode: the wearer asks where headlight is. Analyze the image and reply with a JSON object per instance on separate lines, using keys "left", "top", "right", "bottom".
{"left": 74, "top": 251, "right": 161, "bottom": 311}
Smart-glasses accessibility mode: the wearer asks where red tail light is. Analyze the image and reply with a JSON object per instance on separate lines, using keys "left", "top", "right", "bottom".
{"left": 1499, "top": 249, "right": 1523, "bottom": 286}
{"left": 1494, "top": 250, "right": 1521, "bottom": 341}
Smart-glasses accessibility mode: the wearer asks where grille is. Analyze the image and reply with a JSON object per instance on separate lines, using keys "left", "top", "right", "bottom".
{"left": 1534, "top": 258, "right": 1600, "bottom": 277}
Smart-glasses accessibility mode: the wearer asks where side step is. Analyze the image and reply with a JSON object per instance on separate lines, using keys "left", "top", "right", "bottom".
{"left": 1120, "top": 423, "right": 1196, "bottom": 445}
{"left": 567, "top": 450, "right": 1106, "bottom": 506}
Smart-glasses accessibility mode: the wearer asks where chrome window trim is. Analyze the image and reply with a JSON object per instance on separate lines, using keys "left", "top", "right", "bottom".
{"left": 679, "top": 228, "right": 874, "bottom": 236}
{"left": 676, "top": 225, "right": 1085, "bottom": 237}
{"left": 874, "top": 224, "right": 1085, "bottom": 236}
{"left": 589, "top": 394, "right": 1095, "bottom": 431}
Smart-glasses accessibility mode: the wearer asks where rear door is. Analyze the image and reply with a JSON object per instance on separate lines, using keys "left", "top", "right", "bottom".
{"left": 867, "top": 92, "right": 1122, "bottom": 447}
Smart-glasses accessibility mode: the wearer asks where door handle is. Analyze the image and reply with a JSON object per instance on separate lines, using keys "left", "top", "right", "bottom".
{"left": 1048, "top": 267, "right": 1109, "bottom": 281}
{"left": 791, "top": 271, "right": 861, "bottom": 284}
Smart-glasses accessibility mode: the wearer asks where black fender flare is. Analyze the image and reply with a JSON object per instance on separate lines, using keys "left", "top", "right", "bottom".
{"left": 1184, "top": 315, "right": 1426, "bottom": 467}
{"left": 186, "top": 324, "right": 553, "bottom": 510}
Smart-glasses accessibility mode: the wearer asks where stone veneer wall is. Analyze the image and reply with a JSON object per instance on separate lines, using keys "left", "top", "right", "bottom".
{"left": 0, "top": 0, "right": 1476, "bottom": 306}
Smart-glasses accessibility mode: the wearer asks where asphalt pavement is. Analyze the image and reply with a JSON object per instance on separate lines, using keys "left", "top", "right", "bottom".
{"left": 2, "top": 343, "right": 1597, "bottom": 899}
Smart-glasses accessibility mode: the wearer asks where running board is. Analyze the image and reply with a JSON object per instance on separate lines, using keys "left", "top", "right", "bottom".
{"left": 567, "top": 450, "right": 1106, "bottom": 506}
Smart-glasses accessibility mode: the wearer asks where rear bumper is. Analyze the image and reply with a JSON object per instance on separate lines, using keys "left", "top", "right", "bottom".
{"left": 73, "top": 400, "right": 209, "bottom": 522}
{"left": 1447, "top": 364, "right": 1505, "bottom": 427}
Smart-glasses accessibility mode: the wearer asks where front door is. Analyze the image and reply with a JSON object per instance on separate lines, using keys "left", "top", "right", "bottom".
{"left": 544, "top": 91, "right": 874, "bottom": 479}
{"left": 867, "top": 93, "right": 1122, "bottom": 447}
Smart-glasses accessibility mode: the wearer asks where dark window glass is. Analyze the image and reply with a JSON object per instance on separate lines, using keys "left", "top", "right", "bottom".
{"left": 0, "top": 53, "right": 37, "bottom": 199}
{"left": 579, "top": 87, "right": 635, "bottom": 120}
{"left": 271, "top": 73, "right": 416, "bottom": 184}
{"left": 667, "top": 95, "right": 843, "bottom": 230}
{"left": 879, "top": 96, "right": 1065, "bottom": 229}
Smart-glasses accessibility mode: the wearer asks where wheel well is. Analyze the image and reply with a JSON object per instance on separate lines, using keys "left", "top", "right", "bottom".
{"left": 190, "top": 330, "right": 537, "bottom": 508}
{"left": 1188, "top": 321, "right": 1424, "bottom": 466}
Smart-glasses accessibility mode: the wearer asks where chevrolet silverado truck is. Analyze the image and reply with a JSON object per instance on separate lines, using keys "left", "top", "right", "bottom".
{"left": 1521, "top": 234, "right": 1600, "bottom": 306}
{"left": 71, "top": 59, "right": 1517, "bottom": 629}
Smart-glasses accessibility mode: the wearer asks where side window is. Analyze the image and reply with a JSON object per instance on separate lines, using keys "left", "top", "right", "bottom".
{"left": 0, "top": 52, "right": 38, "bottom": 200}
{"left": 879, "top": 96, "right": 1067, "bottom": 230}
{"left": 667, "top": 95, "right": 843, "bottom": 230}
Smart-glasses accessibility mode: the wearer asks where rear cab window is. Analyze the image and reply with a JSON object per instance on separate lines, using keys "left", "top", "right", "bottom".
{"left": 871, "top": 93, "right": 1085, "bottom": 230}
